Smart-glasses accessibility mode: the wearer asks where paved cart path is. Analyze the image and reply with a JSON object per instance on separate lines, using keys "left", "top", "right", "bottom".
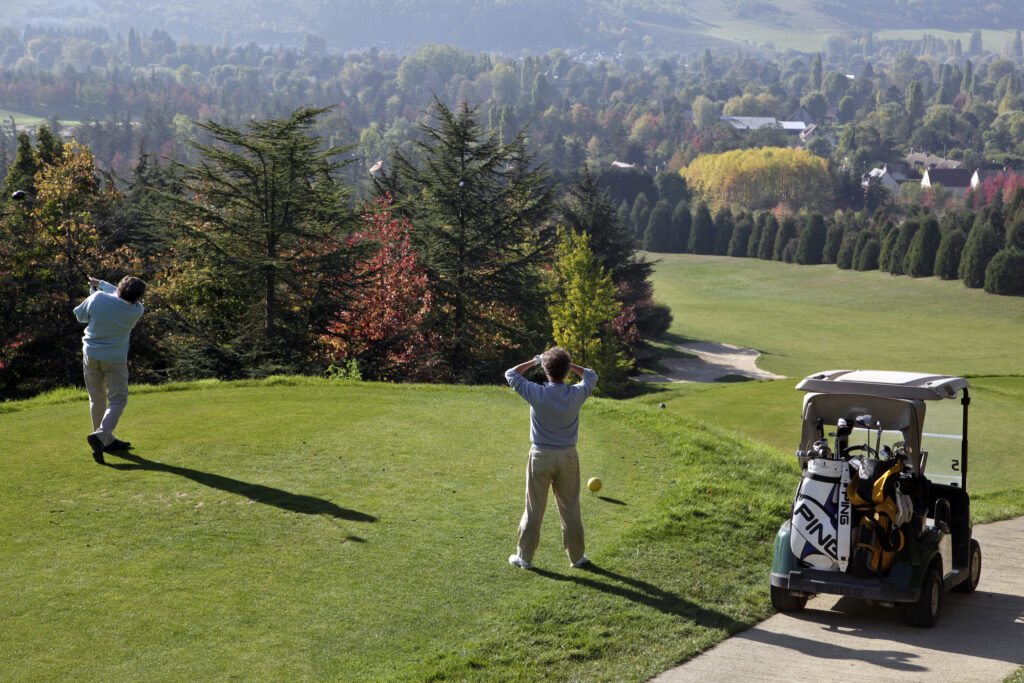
{"left": 651, "top": 515, "right": 1024, "bottom": 682}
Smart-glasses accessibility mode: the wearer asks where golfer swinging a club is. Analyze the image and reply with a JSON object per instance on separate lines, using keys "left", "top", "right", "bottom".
{"left": 506, "top": 347, "right": 597, "bottom": 570}
{"left": 73, "top": 275, "right": 146, "bottom": 464}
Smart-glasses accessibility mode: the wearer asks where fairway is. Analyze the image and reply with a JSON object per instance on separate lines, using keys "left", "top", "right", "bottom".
{"left": 646, "top": 254, "right": 1024, "bottom": 378}
{"left": 1, "top": 378, "right": 794, "bottom": 680}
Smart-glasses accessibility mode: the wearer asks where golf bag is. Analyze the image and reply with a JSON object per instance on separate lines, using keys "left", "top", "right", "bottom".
{"left": 790, "top": 458, "right": 844, "bottom": 569}
{"left": 847, "top": 456, "right": 913, "bottom": 577}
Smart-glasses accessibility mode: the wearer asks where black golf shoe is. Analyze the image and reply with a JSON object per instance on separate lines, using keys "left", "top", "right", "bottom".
{"left": 87, "top": 434, "right": 105, "bottom": 464}
{"left": 105, "top": 439, "right": 132, "bottom": 452}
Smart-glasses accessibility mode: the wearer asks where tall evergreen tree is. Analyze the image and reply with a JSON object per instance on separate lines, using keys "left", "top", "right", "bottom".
{"left": 773, "top": 216, "right": 797, "bottom": 261}
{"left": 557, "top": 168, "right": 665, "bottom": 343}
{"left": 389, "top": 98, "right": 554, "bottom": 381}
{"left": 689, "top": 201, "right": 715, "bottom": 255}
{"left": 758, "top": 213, "right": 779, "bottom": 260}
{"left": 727, "top": 214, "right": 753, "bottom": 257}
{"left": 959, "top": 221, "right": 1004, "bottom": 288}
{"left": 163, "top": 107, "right": 362, "bottom": 377}
{"left": 670, "top": 200, "right": 691, "bottom": 253}
{"left": 795, "top": 212, "right": 827, "bottom": 265}
{"left": 905, "top": 215, "right": 941, "bottom": 277}
{"left": 712, "top": 208, "right": 734, "bottom": 255}
{"left": 643, "top": 201, "right": 674, "bottom": 252}
{"left": 934, "top": 230, "right": 966, "bottom": 280}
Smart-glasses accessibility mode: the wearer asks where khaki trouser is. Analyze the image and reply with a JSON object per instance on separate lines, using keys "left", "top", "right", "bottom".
{"left": 516, "top": 445, "right": 585, "bottom": 565}
{"left": 83, "top": 353, "right": 130, "bottom": 447}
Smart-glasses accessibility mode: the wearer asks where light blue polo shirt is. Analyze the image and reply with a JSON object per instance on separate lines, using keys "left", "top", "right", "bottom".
{"left": 73, "top": 281, "right": 144, "bottom": 364}
{"left": 505, "top": 366, "right": 598, "bottom": 448}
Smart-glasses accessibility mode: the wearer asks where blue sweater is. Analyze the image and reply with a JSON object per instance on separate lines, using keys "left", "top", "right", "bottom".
{"left": 73, "top": 281, "right": 144, "bottom": 364}
{"left": 505, "top": 366, "right": 598, "bottom": 448}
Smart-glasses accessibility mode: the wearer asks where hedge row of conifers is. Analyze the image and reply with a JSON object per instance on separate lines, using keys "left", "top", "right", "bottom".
{"left": 633, "top": 194, "right": 1024, "bottom": 297}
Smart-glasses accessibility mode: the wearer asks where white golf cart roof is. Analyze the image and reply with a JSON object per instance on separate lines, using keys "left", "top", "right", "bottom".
{"left": 796, "top": 370, "right": 969, "bottom": 401}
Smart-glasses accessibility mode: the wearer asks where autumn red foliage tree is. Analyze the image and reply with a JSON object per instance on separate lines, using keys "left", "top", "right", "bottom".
{"left": 318, "top": 197, "right": 445, "bottom": 381}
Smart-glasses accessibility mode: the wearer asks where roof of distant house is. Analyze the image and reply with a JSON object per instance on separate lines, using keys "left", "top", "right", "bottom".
{"left": 921, "top": 168, "right": 974, "bottom": 188}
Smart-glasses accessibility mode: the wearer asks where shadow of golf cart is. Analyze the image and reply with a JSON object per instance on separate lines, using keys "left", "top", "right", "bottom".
{"left": 769, "top": 370, "right": 981, "bottom": 627}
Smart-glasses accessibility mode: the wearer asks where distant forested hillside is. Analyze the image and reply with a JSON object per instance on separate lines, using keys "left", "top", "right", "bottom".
{"left": 0, "top": 1, "right": 1021, "bottom": 55}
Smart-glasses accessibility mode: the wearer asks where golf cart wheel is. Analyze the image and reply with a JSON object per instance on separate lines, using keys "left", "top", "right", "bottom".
{"left": 903, "top": 566, "right": 942, "bottom": 628}
{"left": 953, "top": 539, "right": 982, "bottom": 594}
{"left": 770, "top": 584, "right": 807, "bottom": 612}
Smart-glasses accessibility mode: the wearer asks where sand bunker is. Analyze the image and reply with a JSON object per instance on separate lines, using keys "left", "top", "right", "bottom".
{"left": 641, "top": 341, "right": 786, "bottom": 384}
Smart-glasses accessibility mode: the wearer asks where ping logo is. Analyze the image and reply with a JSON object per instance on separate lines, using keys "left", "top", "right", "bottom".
{"left": 794, "top": 502, "right": 838, "bottom": 558}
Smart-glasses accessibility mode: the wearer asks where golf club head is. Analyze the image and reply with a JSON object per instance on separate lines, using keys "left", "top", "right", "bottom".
{"left": 11, "top": 190, "right": 26, "bottom": 201}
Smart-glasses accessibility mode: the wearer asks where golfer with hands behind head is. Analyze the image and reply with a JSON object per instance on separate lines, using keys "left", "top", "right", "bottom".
{"left": 73, "top": 275, "right": 146, "bottom": 464}
{"left": 505, "top": 347, "right": 598, "bottom": 570}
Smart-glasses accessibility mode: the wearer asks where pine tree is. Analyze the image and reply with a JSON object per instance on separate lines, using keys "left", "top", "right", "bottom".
{"left": 712, "top": 208, "right": 734, "bottom": 255}
{"left": 727, "top": 215, "right": 753, "bottom": 257}
{"left": 854, "top": 235, "right": 881, "bottom": 271}
{"left": 163, "top": 107, "right": 362, "bottom": 376}
{"left": 795, "top": 212, "right": 827, "bottom": 265}
{"left": 959, "top": 222, "right": 1003, "bottom": 288}
{"left": 906, "top": 215, "right": 941, "bottom": 277}
{"left": 643, "top": 201, "right": 674, "bottom": 252}
{"left": 934, "top": 230, "right": 966, "bottom": 280}
{"left": 670, "top": 200, "right": 691, "bottom": 253}
{"left": 984, "top": 248, "right": 1024, "bottom": 295}
{"left": 773, "top": 216, "right": 797, "bottom": 261}
{"left": 888, "top": 219, "right": 920, "bottom": 275}
{"left": 758, "top": 213, "right": 779, "bottom": 260}
{"left": 689, "top": 201, "right": 715, "bottom": 254}
{"left": 389, "top": 98, "right": 554, "bottom": 381}
{"left": 746, "top": 213, "right": 764, "bottom": 258}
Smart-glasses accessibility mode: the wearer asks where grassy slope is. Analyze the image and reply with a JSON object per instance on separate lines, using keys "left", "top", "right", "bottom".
{"left": 0, "top": 378, "right": 793, "bottom": 681}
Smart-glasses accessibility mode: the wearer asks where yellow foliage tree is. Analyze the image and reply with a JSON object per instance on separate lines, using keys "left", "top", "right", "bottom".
{"left": 683, "top": 147, "right": 832, "bottom": 213}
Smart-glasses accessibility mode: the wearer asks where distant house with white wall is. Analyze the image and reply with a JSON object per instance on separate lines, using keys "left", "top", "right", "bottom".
{"left": 921, "top": 168, "right": 974, "bottom": 197}
{"left": 862, "top": 167, "right": 901, "bottom": 194}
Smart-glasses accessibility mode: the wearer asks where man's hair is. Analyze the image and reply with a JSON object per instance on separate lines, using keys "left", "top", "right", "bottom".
{"left": 542, "top": 347, "right": 571, "bottom": 382}
{"left": 117, "top": 276, "right": 147, "bottom": 303}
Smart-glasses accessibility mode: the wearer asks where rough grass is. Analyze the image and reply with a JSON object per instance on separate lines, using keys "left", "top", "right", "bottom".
{"left": 1, "top": 378, "right": 794, "bottom": 681}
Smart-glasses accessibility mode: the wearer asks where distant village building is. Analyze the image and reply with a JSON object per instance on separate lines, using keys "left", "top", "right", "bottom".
{"left": 719, "top": 116, "right": 809, "bottom": 134}
{"left": 862, "top": 167, "right": 901, "bottom": 194}
{"left": 920, "top": 168, "right": 974, "bottom": 197}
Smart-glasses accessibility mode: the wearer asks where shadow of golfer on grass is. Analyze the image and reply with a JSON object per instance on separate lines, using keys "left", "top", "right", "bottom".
{"left": 106, "top": 451, "right": 377, "bottom": 523}
{"left": 532, "top": 562, "right": 746, "bottom": 632}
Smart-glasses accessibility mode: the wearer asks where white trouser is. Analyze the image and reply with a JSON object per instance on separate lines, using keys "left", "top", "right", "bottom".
{"left": 82, "top": 353, "right": 130, "bottom": 447}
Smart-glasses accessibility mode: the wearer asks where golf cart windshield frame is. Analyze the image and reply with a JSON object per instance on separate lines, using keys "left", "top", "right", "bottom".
{"left": 796, "top": 370, "right": 970, "bottom": 490}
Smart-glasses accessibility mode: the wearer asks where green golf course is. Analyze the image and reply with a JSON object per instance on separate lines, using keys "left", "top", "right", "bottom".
{"left": 2, "top": 255, "right": 1022, "bottom": 680}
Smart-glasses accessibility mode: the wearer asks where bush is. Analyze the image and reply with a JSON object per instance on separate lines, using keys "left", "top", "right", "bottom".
{"left": 643, "top": 201, "right": 674, "bottom": 252}
{"left": 822, "top": 223, "right": 843, "bottom": 264}
{"left": 758, "top": 214, "right": 778, "bottom": 260}
{"left": 934, "top": 230, "right": 966, "bottom": 280}
{"left": 960, "top": 223, "right": 1004, "bottom": 288}
{"left": 854, "top": 236, "right": 881, "bottom": 271}
{"left": 713, "top": 208, "right": 734, "bottom": 255}
{"left": 727, "top": 216, "right": 753, "bottom": 257}
{"left": 689, "top": 202, "right": 715, "bottom": 254}
{"left": 888, "top": 219, "right": 919, "bottom": 275}
{"left": 670, "top": 200, "right": 691, "bottom": 253}
{"left": 836, "top": 232, "right": 858, "bottom": 270}
{"left": 983, "top": 248, "right": 1024, "bottom": 295}
{"left": 795, "top": 212, "right": 827, "bottom": 265}
{"left": 773, "top": 217, "right": 797, "bottom": 261}
{"left": 905, "top": 216, "right": 941, "bottom": 278}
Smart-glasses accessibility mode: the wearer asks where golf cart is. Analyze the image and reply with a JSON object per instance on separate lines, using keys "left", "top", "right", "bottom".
{"left": 769, "top": 370, "right": 981, "bottom": 627}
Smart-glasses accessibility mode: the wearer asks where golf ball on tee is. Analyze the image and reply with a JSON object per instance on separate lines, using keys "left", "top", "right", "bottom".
{"left": 587, "top": 477, "right": 602, "bottom": 492}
